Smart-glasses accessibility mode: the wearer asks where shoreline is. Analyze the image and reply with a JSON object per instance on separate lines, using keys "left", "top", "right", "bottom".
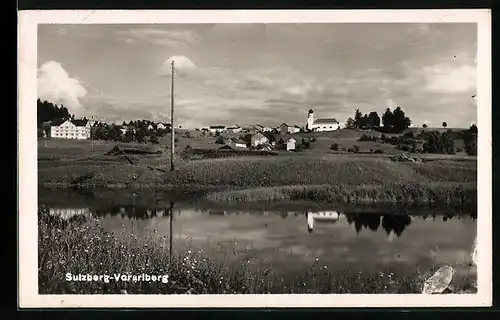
{"left": 39, "top": 181, "right": 477, "bottom": 208}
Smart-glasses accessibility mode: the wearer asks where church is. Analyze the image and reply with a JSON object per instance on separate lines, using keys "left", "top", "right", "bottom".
{"left": 306, "top": 109, "right": 340, "bottom": 132}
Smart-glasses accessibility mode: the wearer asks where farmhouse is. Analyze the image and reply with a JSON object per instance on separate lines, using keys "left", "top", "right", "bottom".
{"left": 156, "top": 123, "right": 170, "bottom": 130}
{"left": 50, "top": 119, "right": 92, "bottom": 140}
{"left": 234, "top": 139, "right": 248, "bottom": 148}
{"left": 280, "top": 123, "right": 301, "bottom": 134}
{"left": 306, "top": 109, "right": 340, "bottom": 132}
{"left": 209, "top": 125, "right": 226, "bottom": 134}
{"left": 226, "top": 125, "right": 242, "bottom": 133}
{"left": 285, "top": 138, "right": 296, "bottom": 151}
{"left": 250, "top": 133, "right": 268, "bottom": 147}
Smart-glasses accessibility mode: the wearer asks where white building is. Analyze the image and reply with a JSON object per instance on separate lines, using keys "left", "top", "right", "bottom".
{"left": 50, "top": 119, "right": 92, "bottom": 140}
{"left": 286, "top": 138, "right": 296, "bottom": 151}
{"left": 226, "top": 125, "right": 242, "bottom": 133}
{"left": 209, "top": 125, "right": 226, "bottom": 134}
{"left": 234, "top": 139, "right": 248, "bottom": 148}
{"left": 306, "top": 109, "right": 340, "bottom": 132}
{"left": 250, "top": 133, "right": 269, "bottom": 147}
{"left": 157, "top": 123, "right": 169, "bottom": 130}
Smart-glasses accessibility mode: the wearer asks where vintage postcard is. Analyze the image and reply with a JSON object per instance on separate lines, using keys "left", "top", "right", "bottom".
{"left": 18, "top": 9, "right": 491, "bottom": 308}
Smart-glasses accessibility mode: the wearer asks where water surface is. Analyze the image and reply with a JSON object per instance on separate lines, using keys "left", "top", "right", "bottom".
{"left": 40, "top": 188, "right": 477, "bottom": 279}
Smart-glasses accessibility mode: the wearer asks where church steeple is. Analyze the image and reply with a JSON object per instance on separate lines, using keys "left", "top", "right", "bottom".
{"left": 307, "top": 109, "right": 314, "bottom": 131}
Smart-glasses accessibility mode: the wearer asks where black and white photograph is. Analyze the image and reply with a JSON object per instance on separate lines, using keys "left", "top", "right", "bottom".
{"left": 18, "top": 10, "right": 491, "bottom": 308}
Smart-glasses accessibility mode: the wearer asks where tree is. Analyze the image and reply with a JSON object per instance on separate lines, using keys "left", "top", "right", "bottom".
{"left": 215, "top": 136, "right": 225, "bottom": 144}
{"left": 442, "top": 122, "right": 448, "bottom": 128}
{"left": 469, "top": 124, "right": 478, "bottom": 134}
{"left": 359, "top": 114, "right": 371, "bottom": 129}
{"left": 422, "top": 123, "right": 428, "bottom": 128}
{"left": 392, "top": 106, "right": 411, "bottom": 133}
{"left": 263, "top": 131, "right": 276, "bottom": 143}
{"left": 353, "top": 109, "right": 363, "bottom": 128}
{"left": 382, "top": 108, "right": 394, "bottom": 130}
{"left": 368, "top": 111, "right": 381, "bottom": 128}
{"left": 345, "top": 117, "right": 355, "bottom": 129}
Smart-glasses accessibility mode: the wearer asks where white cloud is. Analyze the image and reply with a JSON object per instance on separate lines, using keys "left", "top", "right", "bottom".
{"left": 159, "top": 56, "right": 198, "bottom": 77}
{"left": 117, "top": 29, "right": 200, "bottom": 47}
{"left": 37, "top": 61, "right": 87, "bottom": 110}
{"left": 424, "top": 64, "right": 476, "bottom": 93}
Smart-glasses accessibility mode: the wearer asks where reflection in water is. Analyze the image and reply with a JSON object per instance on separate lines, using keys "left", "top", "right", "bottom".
{"left": 307, "top": 211, "right": 341, "bottom": 233}
{"left": 42, "top": 199, "right": 477, "bottom": 278}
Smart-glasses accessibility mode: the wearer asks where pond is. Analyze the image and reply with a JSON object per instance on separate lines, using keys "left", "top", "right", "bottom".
{"left": 39, "top": 188, "right": 477, "bottom": 282}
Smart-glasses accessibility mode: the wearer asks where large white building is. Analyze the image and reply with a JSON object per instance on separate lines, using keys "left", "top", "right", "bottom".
{"left": 50, "top": 119, "right": 92, "bottom": 139}
{"left": 306, "top": 109, "right": 340, "bottom": 132}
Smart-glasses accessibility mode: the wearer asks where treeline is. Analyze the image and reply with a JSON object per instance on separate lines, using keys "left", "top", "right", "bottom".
{"left": 345, "top": 107, "right": 411, "bottom": 133}
{"left": 373, "top": 124, "right": 478, "bottom": 155}
{"left": 91, "top": 122, "right": 171, "bottom": 144}
{"left": 37, "top": 99, "right": 73, "bottom": 128}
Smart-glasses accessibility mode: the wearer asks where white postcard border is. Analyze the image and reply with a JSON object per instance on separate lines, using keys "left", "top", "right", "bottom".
{"left": 18, "top": 9, "right": 492, "bottom": 308}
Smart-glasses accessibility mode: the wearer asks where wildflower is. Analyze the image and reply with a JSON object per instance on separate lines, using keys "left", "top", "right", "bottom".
{"left": 379, "top": 272, "right": 384, "bottom": 277}
{"left": 59, "top": 260, "right": 65, "bottom": 264}
{"left": 188, "top": 250, "right": 192, "bottom": 254}
{"left": 315, "top": 258, "right": 319, "bottom": 261}
{"left": 323, "top": 265, "right": 328, "bottom": 269}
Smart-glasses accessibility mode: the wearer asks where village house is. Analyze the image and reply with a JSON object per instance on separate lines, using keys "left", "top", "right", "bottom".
{"left": 147, "top": 124, "right": 154, "bottom": 130}
{"left": 250, "top": 133, "right": 268, "bottom": 147}
{"left": 234, "top": 139, "right": 248, "bottom": 148}
{"left": 209, "top": 125, "right": 226, "bottom": 134}
{"left": 226, "top": 125, "right": 242, "bottom": 133}
{"left": 279, "top": 123, "right": 301, "bottom": 134}
{"left": 306, "top": 109, "right": 340, "bottom": 132}
{"left": 285, "top": 137, "right": 296, "bottom": 151}
{"left": 306, "top": 211, "right": 341, "bottom": 233}
{"left": 156, "top": 122, "right": 170, "bottom": 130}
{"left": 50, "top": 118, "right": 92, "bottom": 140}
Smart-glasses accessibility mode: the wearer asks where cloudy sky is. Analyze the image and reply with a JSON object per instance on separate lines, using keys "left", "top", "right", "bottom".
{"left": 38, "top": 23, "right": 477, "bottom": 128}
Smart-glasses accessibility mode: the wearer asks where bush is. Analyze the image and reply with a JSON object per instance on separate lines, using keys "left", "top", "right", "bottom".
{"left": 456, "top": 147, "right": 463, "bottom": 153}
{"left": 359, "top": 134, "right": 377, "bottom": 142}
{"left": 309, "top": 137, "right": 317, "bottom": 143}
{"left": 353, "top": 145, "right": 360, "bottom": 153}
{"left": 398, "top": 145, "right": 411, "bottom": 152}
{"left": 373, "top": 149, "right": 384, "bottom": 154}
{"left": 330, "top": 143, "right": 339, "bottom": 151}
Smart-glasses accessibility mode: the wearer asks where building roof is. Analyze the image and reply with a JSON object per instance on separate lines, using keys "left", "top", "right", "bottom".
{"left": 210, "top": 125, "right": 226, "bottom": 129}
{"left": 281, "top": 123, "right": 298, "bottom": 128}
{"left": 286, "top": 138, "right": 296, "bottom": 143}
{"left": 313, "top": 118, "right": 338, "bottom": 125}
{"left": 251, "top": 133, "right": 267, "bottom": 140}
{"left": 234, "top": 139, "right": 248, "bottom": 144}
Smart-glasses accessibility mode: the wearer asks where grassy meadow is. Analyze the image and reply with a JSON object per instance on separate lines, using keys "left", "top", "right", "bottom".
{"left": 37, "top": 127, "right": 477, "bottom": 206}
{"left": 38, "top": 209, "right": 477, "bottom": 294}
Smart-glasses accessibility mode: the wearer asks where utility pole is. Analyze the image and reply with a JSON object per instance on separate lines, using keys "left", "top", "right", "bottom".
{"left": 170, "top": 60, "right": 175, "bottom": 171}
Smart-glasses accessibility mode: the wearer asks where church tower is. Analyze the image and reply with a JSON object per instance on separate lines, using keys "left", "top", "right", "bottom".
{"left": 307, "top": 109, "right": 314, "bottom": 131}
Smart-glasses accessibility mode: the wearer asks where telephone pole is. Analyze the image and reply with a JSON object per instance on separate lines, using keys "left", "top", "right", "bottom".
{"left": 170, "top": 61, "right": 175, "bottom": 171}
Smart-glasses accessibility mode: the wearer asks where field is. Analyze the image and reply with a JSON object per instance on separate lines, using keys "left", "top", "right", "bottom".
{"left": 38, "top": 208, "right": 477, "bottom": 294}
{"left": 37, "top": 127, "right": 477, "bottom": 206}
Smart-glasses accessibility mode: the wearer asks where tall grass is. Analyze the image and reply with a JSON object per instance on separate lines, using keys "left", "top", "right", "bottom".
{"left": 204, "top": 182, "right": 477, "bottom": 205}
{"left": 164, "top": 156, "right": 476, "bottom": 187}
{"left": 38, "top": 210, "right": 476, "bottom": 294}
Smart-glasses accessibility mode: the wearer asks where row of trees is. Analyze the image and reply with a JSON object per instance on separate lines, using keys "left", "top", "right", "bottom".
{"left": 345, "top": 106, "right": 411, "bottom": 133}
{"left": 37, "top": 99, "right": 73, "bottom": 127}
